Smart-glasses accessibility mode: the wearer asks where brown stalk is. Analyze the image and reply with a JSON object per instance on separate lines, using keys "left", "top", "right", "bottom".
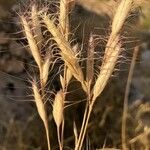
{"left": 122, "top": 46, "right": 139, "bottom": 150}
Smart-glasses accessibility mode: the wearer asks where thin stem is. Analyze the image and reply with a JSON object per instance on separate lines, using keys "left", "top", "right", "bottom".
{"left": 122, "top": 46, "right": 139, "bottom": 150}
{"left": 44, "top": 121, "right": 51, "bottom": 150}
{"left": 61, "top": 119, "right": 65, "bottom": 149}
{"left": 75, "top": 87, "right": 93, "bottom": 150}
{"left": 75, "top": 102, "right": 89, "bottom": 150}
{"left": 57, "top": 127, "right": 62, "bottom": 150}
{"left": 78, "top": 104, "right": 93, "bottom": 150}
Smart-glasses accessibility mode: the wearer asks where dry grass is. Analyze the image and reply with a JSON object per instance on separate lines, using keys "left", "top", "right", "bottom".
{"left": 122, "top": 46, "right": 139, "bottom": 150}
{"left": 12, "top": 0, "right": 149, "bottom": 149}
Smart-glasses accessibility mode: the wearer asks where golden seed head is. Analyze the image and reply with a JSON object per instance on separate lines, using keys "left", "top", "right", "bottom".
{"left": 32, "top": 81, "right": 47, "bottom": 123}
{"left": 53, "top": 90, "right": 64, "bottom": 127}
{"left": 42, "top": 56, "right": 51, "bottom": 86}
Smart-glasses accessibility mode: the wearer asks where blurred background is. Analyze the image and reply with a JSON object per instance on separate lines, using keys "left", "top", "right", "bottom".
{"left": 0, "top": 0, "right": 149, "bottom": 149}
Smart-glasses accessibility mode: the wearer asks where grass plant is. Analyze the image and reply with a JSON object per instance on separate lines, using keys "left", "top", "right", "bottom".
{"left": 17, "top": 0, "right": 147, "bottom": 149}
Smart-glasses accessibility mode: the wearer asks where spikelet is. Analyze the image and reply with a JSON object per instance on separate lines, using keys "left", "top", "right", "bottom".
{"left": 93, "top": 36, "right": 121, "bottom": 101}
{"left": 31, "top": 4, "right": 43, "bottom": 50}
{"left": 112, "top": 0, "right": 133, "bottom": 35}
{"left": 60, "top": 68, "right": 72, "bottom": 89}
{"left": 43, "top": 15, "right": 73, "bottom": 55}
{"left": 42, "top": 14, "right": 88, "bottom": 92}
{"left": 92, "top": 0, "right": 135, "bottom": 101}
{"left": 32, "top": 81, "right": 51, "bottom": 150}
{"left": 86, "top": 33, "right": 94, "bottom": 83}
{"left": 42, "top": 15, "right": 84, "bottom": 83}
{"left": 42, "top": 15, "right": 88, "bottom": 92}
{"left": 53, "top": 90, "right": 64, "bottom": 127}
{"left": 59, "top": 0, "right": 69, "bottom": 37}
{"left": 64, "top": 44, "right": 78, "bottom": 86}
{"left": 21, "top": 16, "right": 42, "bottom": 70}
{"left": 62, "top": 52, "right": 84, "bottom": 82}
{"left": 66, "top": 67, "right": 72, "bottom": 85}
{"left": 32, "top": 81, "right": 47, "bottom": 124}
{"left": 42, "top": 56, "right": 51, "bottom": 86}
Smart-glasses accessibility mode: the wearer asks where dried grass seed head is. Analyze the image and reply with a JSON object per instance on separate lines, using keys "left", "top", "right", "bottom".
{"left": 92, "top": 0, "right": 136, "bottom": 101}
{"left": 53, "top": 90, "right": 64, "bottom": 127}
{"left": 42, "top": 55, "right": 52, "bottom": 86}
{"left": 21, "top": 15, "right": 42, "bottom": 70}
{"left": 93, "top": 37, "right": 121, "bottom": 101}
{"left": 32, "top": 81, "right": 47, "bottom": 123}
{"left": 112, "top": 0, "right": 133, "bottom": 35}
{"left": 59, "top": 0, "right": 69, "bottom": 35}
{"left": 42, "top": 14, "right": 84, "bottom": 83}
{"left": 31, "top": 4, "right": 43, "bottom": 50}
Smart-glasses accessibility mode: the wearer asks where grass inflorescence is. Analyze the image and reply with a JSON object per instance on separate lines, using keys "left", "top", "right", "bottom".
{"left": 12, "top": 0, "right": 148, "bottom": 149}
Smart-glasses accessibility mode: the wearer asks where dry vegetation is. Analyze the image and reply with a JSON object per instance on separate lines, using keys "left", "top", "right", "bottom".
{"left": 0, "top": 0, "right": 150, "bottom": 150}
